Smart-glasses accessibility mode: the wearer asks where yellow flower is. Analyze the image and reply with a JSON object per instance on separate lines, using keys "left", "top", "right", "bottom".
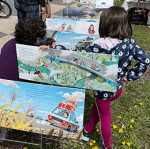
{"left": 23, "top": 148, "right": 27, "bottom": 149}
{"left": 91, "top": 104, "right": 93, "bottom": 106}
{"left": 131, "top": 119, "right": 134, "bottom": 123}
{"left": 130, "top": 125, "right": 133, "bottom": 128}
{"left": 147, "top": 39, "right": 149, "bottom": 40}
{"left": 92, "top": 140, "right": 96, "bottom": 143}
{"left": 89, "top": 142, "right": 93, "bottom": 146}
{"left": 139, "top": 25, "right": 142, "bottom": 26}
{"left": 91, "top": 95, "right": 93, "bottom": 97}
{"left": 96, "top": 129, "right": 99, "bottom": 132}
{"left": 113, "top": 125, "right": 117, "bottom": 129}
{"left": 118, "top": 129, "right": 123, "bottom": 133}
{"left": 134, "top": 105, "right": 137, "bottom": 107}
{"left": 127, "top": 142, "right": 131, "bottom": 146}
{"left": 94, "top": 147, "right": 98, "bottom": 149}
{"left": 117, "top": 116, "right": 121, "bottom": 118}
{"left": 140, "top": 102, "right": 143, "bottom": 105}
{"left": 122, "top": 142, "right": 126, "bottom": 145}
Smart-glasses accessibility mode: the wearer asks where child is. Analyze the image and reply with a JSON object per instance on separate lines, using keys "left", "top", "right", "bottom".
{"left": 40, "top": 37, "right": 67, "bottom": 51}
{"left": 65, "top": 25, "right": 75, "bottom": 33}
{"left": 44, "top": 38, "right": 56, "bottom": 46}
{"left": 81, "top": 6, "right": 150, "bottom": 149}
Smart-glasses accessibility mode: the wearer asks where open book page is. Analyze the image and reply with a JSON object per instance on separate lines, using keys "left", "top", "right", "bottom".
{"left": 16, "top": 44, "right": 118, "bottom": 92}
{"left": 0, "top": 78, "right": 87, "bottom": 141}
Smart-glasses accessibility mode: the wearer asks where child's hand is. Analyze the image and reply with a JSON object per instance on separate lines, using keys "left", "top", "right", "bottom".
{"left": 39, "top": 45, "right": 49, "bottom": 51}
{"left": 121, "top": 76, "right": 127, "bottom": 83}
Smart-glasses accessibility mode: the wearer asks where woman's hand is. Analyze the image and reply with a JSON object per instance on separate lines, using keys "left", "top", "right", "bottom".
{"left": 40, "top": 7, "right": 46, "bottom": 14}
{"left": 121, "top": 76, "right": 127, "bottom": 83}
{"left": 39, "top": 45, "right": 49, "bottom": 51}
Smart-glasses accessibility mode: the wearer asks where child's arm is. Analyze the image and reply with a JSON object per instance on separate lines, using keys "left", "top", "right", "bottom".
{"left": 39, "top": 45, "right": 49, "bottom": 51}
{"left": 126, "top": 43, "right": 150, "bottom": 81}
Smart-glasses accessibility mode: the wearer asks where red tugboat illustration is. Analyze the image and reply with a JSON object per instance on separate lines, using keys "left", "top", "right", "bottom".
{"left": 48, "top": 98, "right": 79, "bottom": 132}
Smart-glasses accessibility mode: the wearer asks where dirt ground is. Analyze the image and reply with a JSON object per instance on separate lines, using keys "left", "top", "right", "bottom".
{"left": 0, "top": 129, "right": 67, "bottom": 149}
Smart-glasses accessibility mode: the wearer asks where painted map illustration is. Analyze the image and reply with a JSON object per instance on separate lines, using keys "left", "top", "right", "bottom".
{"left": 16, "top": 44, "right": 119, "bottom": 92}
{"left": 0, "top": 79, "right": 87, "bottom": 141}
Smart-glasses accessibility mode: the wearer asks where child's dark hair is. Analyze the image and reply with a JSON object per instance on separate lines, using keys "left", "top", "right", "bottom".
{"left": 14, "top": 17, "right": 46, "bottom": 45}
{"left": 99, "top": 6, "right": 132, "bottom": 40}
{"left": 44, "top": 38, "right": 56, "bottom": 46}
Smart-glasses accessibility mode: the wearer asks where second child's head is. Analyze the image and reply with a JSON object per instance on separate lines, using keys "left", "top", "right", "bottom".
{"left": 45, "top": 38, "right": 56, "bottom": 46}
{"left": 99, "top": 6, "right": 132, "bottom": 40}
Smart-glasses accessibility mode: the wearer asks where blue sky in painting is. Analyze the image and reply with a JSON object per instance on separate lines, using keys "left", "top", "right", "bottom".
{"left": 0, "top": 79, "right": 85, "bottom": 129}
{"left": 53, "top": 31, "right": 99, "bottom": 49}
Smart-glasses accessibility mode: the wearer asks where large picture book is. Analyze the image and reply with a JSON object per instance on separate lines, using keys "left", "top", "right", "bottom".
{"left": 16, "top": 44, "right": 119, "bottom": 92}
{"left": 46, "top": 18, "right": 99, "bottom": 35}
{"left": 52, "top": 31, "right": 99, "bottom": 50}
{"left": 0, "top": 78, "right": 87, "bottom": 141}
{"left": 63, "top": 6, "right": 105, "bottom": 19}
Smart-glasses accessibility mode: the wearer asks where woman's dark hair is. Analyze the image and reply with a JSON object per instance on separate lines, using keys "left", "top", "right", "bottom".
{"left": 14, "top": 17, "right": 46, "bottom": 45}
{"left": 44, "top": 38, "right": 56, "bottom": 46}
{"left": 99, "top": 6, "right": 132, "bottom": 39}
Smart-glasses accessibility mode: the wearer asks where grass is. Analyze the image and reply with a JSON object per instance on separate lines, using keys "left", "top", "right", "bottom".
{"left": 132, "top": 25, "right": 150, "bottom": 51}
{"left": 109, "top": 79, "right": 150, "bottom": 149}
{"left": 114, "top": 0, "right": 124, "bottom": 7}
{"left": 1, "top": 0, "right": 150, "bottom": 149}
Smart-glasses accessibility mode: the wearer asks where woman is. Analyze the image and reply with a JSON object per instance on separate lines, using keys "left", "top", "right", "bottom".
{"left": 14, "top": 0, "right": 45, "bottom": 22}
{"left": 0, "top": 17, "right": 46, "bottom": 81}
{"left": 88, "top": 24, "right": 95, "bottom": 35}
